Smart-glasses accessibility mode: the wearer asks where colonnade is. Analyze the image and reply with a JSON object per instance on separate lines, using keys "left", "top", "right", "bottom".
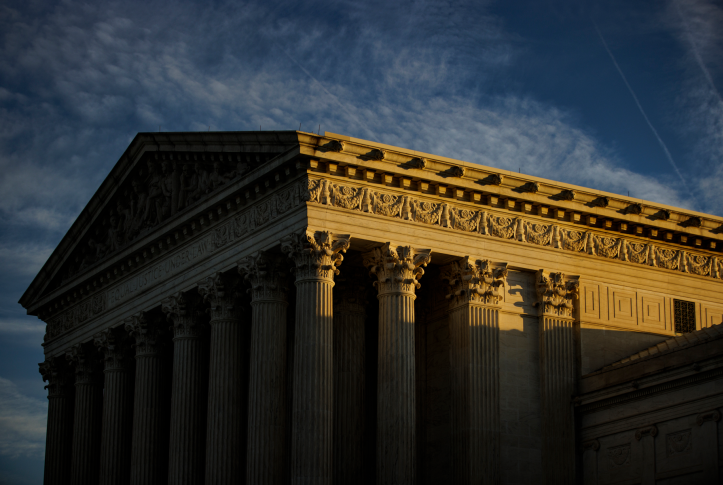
{"left": 39, "top": 230, "right": 580, "bottom": 485}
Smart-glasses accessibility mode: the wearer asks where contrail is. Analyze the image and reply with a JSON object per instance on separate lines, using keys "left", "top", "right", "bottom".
{"left": 593, "top": 21, "right": 689, "bottom": 190}
{"left": 673, "top": 0, "right": 723, "bottom": 107}
{"left": 274, "top": 43, "right": 377, "bottom": 140}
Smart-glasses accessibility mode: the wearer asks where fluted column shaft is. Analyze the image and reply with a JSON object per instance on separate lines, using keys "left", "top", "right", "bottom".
{"left": 332, "top": 280, "right": 366, "bottom": 485}
{"left": 240, "top": 252, "right": 290, "bottom": 485}
{"left": 540, "top": 316, "right": 576, "bottom": 483}
{"left": 282, "top": 230, "right": 351, "bottom": 485}
{"left": 163, "top": 293, "right": 209, "bottom": 485}
{"left": 94, "top": 328, "right": 134, "bottom": 485}
{"left": 126, "top": 314, "right": 170, "bottom": 485}
{"left": 364, "top": 243, "right": 431, "bottom": 485}
{"left": 67, "top": 345, "right": 103, "bottom": 485}
{"left": 442, "top": 257, "right": 505, "bottom": 485}
{"left": 198, "top": 273, "right": 248, "bottom": 485}
{"left": 535, "top": 271, "right": 579, "bottom": 485}
{"left": 40, "top": 359, "right": 75, "bottom": 485}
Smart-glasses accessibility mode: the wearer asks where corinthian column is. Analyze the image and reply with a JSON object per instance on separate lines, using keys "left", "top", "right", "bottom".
{"left": 39, "top": 357, "right": 75, "bottom": 485}
{"left": 281, "top": 230, "right": 351, "bottom": 485}
{"left": 162, "top": 292, "right": 209, "bottom": 485}
{"left": 535, "top": 270, "right": 579, "bottom": 485}
{"left": 198, "top": 272, "right": 248, "bottom": 485}
{"left": 66, "top": 343, "right": 103, "bottom": 485}
{"left": 363, "top": 242, "right": 431, "bottom": 485}
{"left": 94, "top": 327, "right": 134, "bottom": 485}
{"left": 238, "top": 252, "right": 290, "bottom": 485}
{"left": 332, "top": 269, "right": 368, "bottom": 485}
{"left": 125, "top": 313, "right": 170, "bottom": 485}
{"left": 441, "top": 257, "right": 506, "bottom": 485}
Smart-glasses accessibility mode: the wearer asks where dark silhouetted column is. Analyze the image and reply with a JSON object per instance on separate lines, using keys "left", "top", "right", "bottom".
{"left": 94, "top": 327, "right": 134, "bottom": 485}
{"left": 66, "top": 343, "right": 103, "bottom": 485}
{"left": 125, "top": 312, "right": 170, "bottom": 485}
{"left": 198, "top": 272, "right": 248, "bottom": 485}
{"left": 239, "top": 251, "right": 290, "bottom": 485}
{"left": 162, "top": 291, "right": 209, "bottom": 485}
{"left": 39, "top": 357, "right": 75, "bottom": 485}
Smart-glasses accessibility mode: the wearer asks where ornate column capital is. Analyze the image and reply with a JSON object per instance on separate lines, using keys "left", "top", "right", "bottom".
{"left": 334, "top": 267, "right": 369, "bottom": 314}
{"left": 197, "top": 272, "right": 243, "bottom": 321}
{"left": 124, "top": 312, "right": 166, "bottom": 356}
{"left": 237, "top": 251, "right": 289, "bottom": 302}
{"left": 93, "top": 327, "right": 133, "bottom": 371}
{"left": 362, "top": 242, "right": 431, "bottom": 296}
{"left": 281, "top": 230, "right": 351, "bottom": 283}
{"left": 534, "top": 270, "right": 579, "bottom": 318}
{"left": 66, "top": 343, "right": 103, "bottom": 385}
{"left": 161, "top": 291, "right": 207, "bottom": 339}
{"left": 39, "top": 357, "right": 73, "bottom": 398}
{"left": 635, "top": 425, "right": 658, "bottom": 441}
{"left": 441, "top": 256, "right": 507, "bottom": 308}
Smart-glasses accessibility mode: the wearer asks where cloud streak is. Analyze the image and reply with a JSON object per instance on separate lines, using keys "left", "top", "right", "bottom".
{"left": 0, "top": 377, "right": 47, "bottom": 459}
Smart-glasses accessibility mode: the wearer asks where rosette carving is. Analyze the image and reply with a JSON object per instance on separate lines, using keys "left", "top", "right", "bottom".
{"left": 488, "top": 216, "right": 516, "bottom": 239}
{"left": 162, "top": 291, "right": 208, "bottom": 338}
{"left": 124, "top": 312, "right": 166, "bottom": 356}
{"left": 39, "top": 357, "right": 73, "bottom": 397}
{"left": 93, "top": 327, "right": 133, "bottom": 371}
{"left": 237, "top": 251, "right": 289, "bottom": 302}
{"left": 534, "top": 270, "right": 579, "bottom": 318}
{"left": 281, "top": 230, "right": 351, "bottom": 283}
{"left": 362, "top": 242, "right": 431, "bottom": 296}
{"left": 66, "top": 343, "right": 103, "bottom": 385}
{"left": 441, "top": 256, "right": 507, "bottom": 308}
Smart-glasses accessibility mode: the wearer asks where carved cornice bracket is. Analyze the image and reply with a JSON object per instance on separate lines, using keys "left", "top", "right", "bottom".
{"left": 237, "top": 251, "right": 289, "bottom": 303}
{"left": 93, "top": 327, "right": 134, "bottom": 371}
{"left": 281, "top": 230, "right": 351, "bottom": 283}
{"left": 534, "top": 270, "right": 579, "bottom": 318}
{"left": 441, "top": 256, "right": 507, "bottom": 308}
{"left": 635, "top": 425, "right": 658, "bottom": 441}
{"left": 362, "top": 242, "right": 431, "bottom": 297}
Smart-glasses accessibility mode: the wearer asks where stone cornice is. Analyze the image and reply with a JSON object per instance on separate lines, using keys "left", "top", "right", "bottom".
{"left": 316, "top": 132, "right": 723, "bottom": 241}
{"left": 305, "top": 175, "right": 723, "bottom": 283}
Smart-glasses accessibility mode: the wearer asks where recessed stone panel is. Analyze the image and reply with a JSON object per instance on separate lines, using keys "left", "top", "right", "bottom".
{"left": 639, "top": 294, "right": 666, "bottom": 330}
{"left": 609, "top": 287, "right": 637, "bottom": 325}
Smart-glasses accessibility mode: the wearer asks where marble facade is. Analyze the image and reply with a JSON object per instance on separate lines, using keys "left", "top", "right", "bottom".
{"left": 21, "top": 131, "right": 723, "bottom": 484}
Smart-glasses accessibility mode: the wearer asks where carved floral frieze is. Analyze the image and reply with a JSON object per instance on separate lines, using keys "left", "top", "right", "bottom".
{"left": 307, "top": 178, "right": 722, "bottom": 282}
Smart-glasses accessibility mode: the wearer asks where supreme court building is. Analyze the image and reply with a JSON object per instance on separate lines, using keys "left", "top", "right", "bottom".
{"left": 20, "top": 131, "right": 723, "bottom": 485}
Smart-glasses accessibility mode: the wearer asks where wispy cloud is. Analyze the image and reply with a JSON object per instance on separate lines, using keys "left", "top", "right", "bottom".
{"left": 0, "top": 377, "right": 47, "bottom": 459}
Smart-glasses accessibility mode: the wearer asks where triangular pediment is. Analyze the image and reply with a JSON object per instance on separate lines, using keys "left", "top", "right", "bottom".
{"left": 20, "top": 131, "right": 304, "bottom": 312}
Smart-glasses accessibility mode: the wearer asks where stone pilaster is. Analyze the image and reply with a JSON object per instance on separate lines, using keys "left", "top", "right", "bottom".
{"left": 332, "top": 269, "right": 368, "bottom": 485}
{"left": 534, "top": 270, "right": 579, "bottom": 485}
{"left": 198, "top": 272, "right": 249, "bottom": 485}
{"left": 94, "top": 327, "right": 134, "bottom": 485}
{"left": 125, "top": 312, "right": 170, "bottom": 485}
{"left": 363, "top": 242, "right": 431, "bottom": 485}
{"left": 281, "top": 230, "right": 351, "bottom": 485}
{"left": 238, "top": 251, "right": 290, "bottom": 485}
{"left": 39, "top": 357, "right": 75, "bottom": 485}
{"left": 162, "top": 292, "right": 209, "bottom": 485}
{"left": 441, "top": 256, "right": 506, "bottom": 485}
{"left": 66, "top": 343, "right": 104, "bottom": 485}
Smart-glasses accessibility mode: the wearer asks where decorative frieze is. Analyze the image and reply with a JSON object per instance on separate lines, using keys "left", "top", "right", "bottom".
{"left": 306, "top": 178, "right": 722, "bottom": 283}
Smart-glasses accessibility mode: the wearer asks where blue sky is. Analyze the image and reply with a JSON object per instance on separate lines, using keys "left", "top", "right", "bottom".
{"left": 1, "top": 0, "right": 722, "bottom": 482}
